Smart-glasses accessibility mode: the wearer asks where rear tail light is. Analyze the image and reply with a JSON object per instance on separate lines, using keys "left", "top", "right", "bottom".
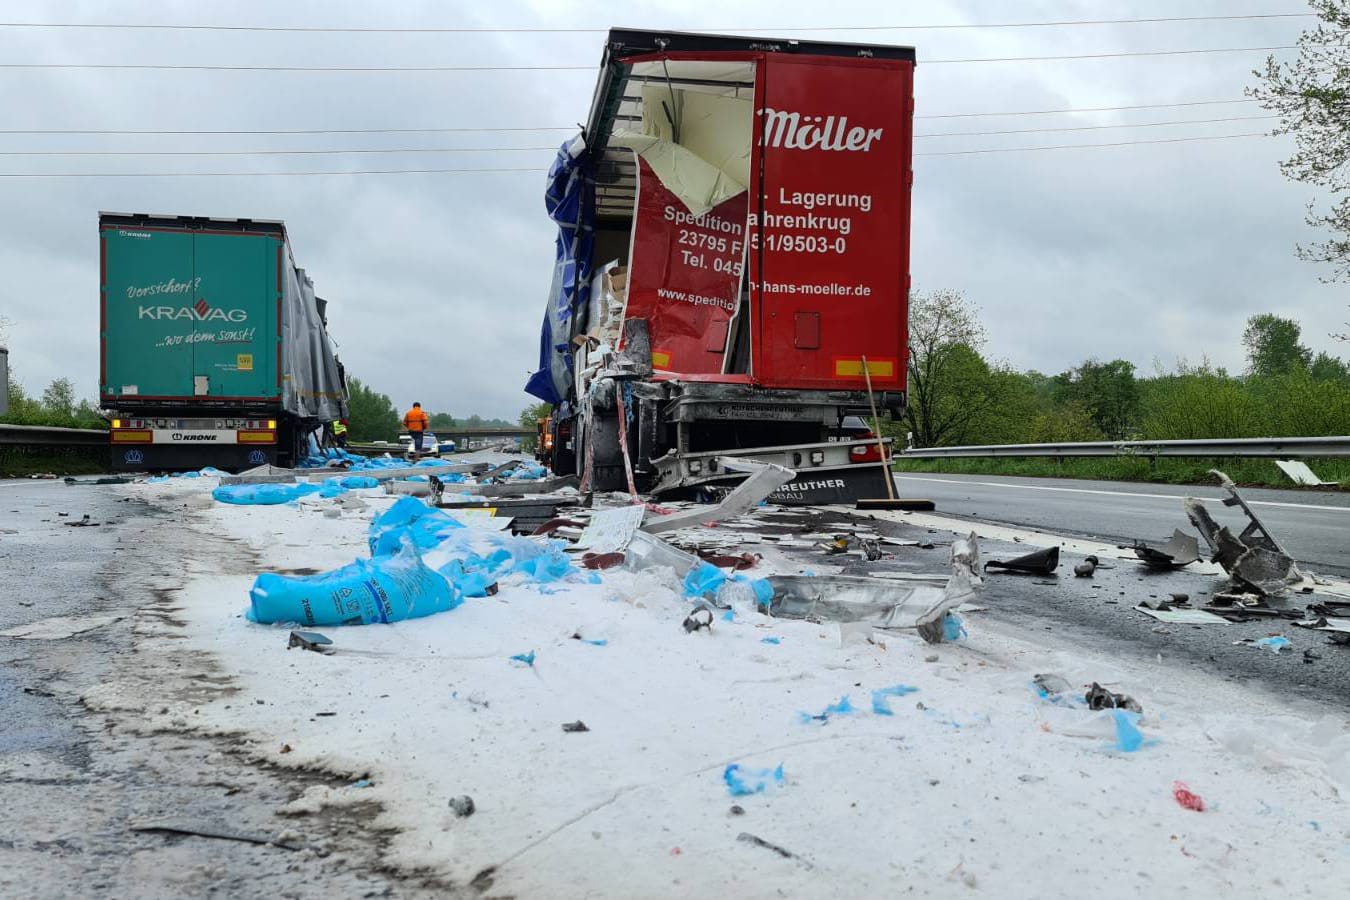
{"left": 850, "top": 433, "right": 883, "bottom": 463}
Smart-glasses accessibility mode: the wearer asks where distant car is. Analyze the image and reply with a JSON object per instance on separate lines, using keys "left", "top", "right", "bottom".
{"left": 831, "top": 415, "right": 884, "bottom": 463}
{"left": 398, "top": 432, "right": 456, "bottom": 458}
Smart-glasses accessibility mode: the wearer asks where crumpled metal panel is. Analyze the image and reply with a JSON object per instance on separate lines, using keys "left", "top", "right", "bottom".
{"left": 765, "top": 534, "right": 981, "bottom": 644}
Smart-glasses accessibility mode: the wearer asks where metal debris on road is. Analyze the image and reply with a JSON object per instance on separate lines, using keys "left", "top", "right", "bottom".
{"left": 287, "top": 631, "right": 334, "bottom": 653}
{"left": 641, "top": 457, "right": 796, "bottom": 535}
{"left": 562, "top": 720, "right": 590, "bottom": 733}
{"left": 1274, "top": 459, "right": 1337, "bottom": 487}
{"left": 985, "top": 545, "right": 1059, "bottom": 576}
{"left": 130, "top": 819, "right": 308, "bottom": 852}
{"left": 1085, "top": 682, "right": 1143, "bottom": 714}
{"left": 683, "top": 605, "right": 715, "bottom": 633}
{"left": 1132, "top": 529, "right": 1201, "bottom": 569}
{"left": 1185, "top": 470, "right": 1301, "bottom": 596}
{"left": 763, "top": 534, "right": 981, "bottom": 645}
{"left": 736, "top": 832, "right": 813, "bottom": 869}
{"left": 1073, "top": 556, "right": 1099, "bottom": 578}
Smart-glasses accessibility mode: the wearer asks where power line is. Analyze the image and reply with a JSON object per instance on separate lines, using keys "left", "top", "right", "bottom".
{"left": 0, "top": 125, "right": 577, "bottom": 135}
{"left": 918, "top": 98, "right": 1259, "bottom": 119}
{"left": 914, "top": 131, "right": 1268, "bottom": 156}
{"left": 0, "top": 115, "right": 1277, "bottom": 154}
{"left": 0, "top": 132, "right": 1275, "bottom": 175}
{"left": 0, "top": 45, "right": 1298, "bottom": 72}
{"left": 0, "top": 146, "right": 557, "bottom": 156}
{"left": 916, "top": 113, "right": 1276, "bottom": 138}
{"left": 0, "top": 167, "right": 542, "bottom": 177}
{"left": 0, "top": 13, "right": 1315, "bottom": 34}
{"left": 0, "top": 99, "right": 1267, "bottom": 136}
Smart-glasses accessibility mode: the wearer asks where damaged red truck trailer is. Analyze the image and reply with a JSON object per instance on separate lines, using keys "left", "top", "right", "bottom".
{"left": 525, "top": 29, "right": 915, "bottom": 504}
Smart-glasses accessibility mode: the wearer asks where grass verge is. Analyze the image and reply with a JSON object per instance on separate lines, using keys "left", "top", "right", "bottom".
{"left": 893, "top": 455, "right": 1350, "bottom": 490}
{"left": 0, "top": 449, "right": 108, "bottom": 478}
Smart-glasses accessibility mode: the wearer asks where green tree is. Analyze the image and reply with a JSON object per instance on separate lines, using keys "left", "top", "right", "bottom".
{"left": 41, "top": 378, "right": 76, "bottom": 420}
{"left": 520, "top": 401, "right": 552, "bottom": 429}
{"left": 345, "top": 377, "right": 400, "bottom": 442}
{"left": 905, "top": 290, "right": 1000, "bottom": 447}
{"left": 1242, "top": 314, "right": 1312, "bottom": 377}
{"left": 1052, "top": 359, "right": 1140, "bottom": 440}
{"left": 1311, "top": 350, "right": 1350, "bottom": 383}
{"left": 428, "top": 412, "right": 456, "bottom": 430}
{"left": 1028, "top": 402, "right": 1105, "bottom": 443}
{"left": 1252, "top": 1, "right": 1350, "bottom": 295}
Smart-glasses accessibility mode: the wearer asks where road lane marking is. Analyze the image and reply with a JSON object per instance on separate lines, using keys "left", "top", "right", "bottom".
{"left": 895, "top": 475, "right": 1350, "bottom": 513}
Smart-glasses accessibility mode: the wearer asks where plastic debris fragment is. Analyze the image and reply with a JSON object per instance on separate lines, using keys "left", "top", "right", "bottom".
{"left": 1172, "top": 781, "right": 1205, "bottom": 812}
{"left": 799, "top": 695, "right": 856, "bottom": 724}
{"left": 509, "top": 651, "right": 536, "bottom": 667}
{"left": 760, "top": 636, "right": 781, "bottom": 645}
{"left": 723, "top": 763, "right": 784, "bottom": 797}
{"left": 1111, "top": 709, "right": 1145, "bottom": 752}
{"left": 1254, "top": 635, "right": 1291, "bottom": 653}
{"left": 871, "top": 684, "right": 919, "bottom": 716}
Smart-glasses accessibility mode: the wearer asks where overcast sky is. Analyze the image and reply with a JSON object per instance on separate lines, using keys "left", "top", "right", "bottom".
{"left": 0, "top": 0, "right": 1340, "bottom": 420}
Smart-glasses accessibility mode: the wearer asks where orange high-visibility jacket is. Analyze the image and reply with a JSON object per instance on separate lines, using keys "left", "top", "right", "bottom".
{"left": 402, "top": 407, "right": 430, "bottom": 432}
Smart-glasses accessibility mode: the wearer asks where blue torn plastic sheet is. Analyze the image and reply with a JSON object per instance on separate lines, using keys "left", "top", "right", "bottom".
{"left": 511, "top": 547, "right": 576, "bottom": 583}
{"left": 213, "top": 483, "right": 322, "bottom": 505}
{"left": 760, "top": 636, "right": 782, "bottom": 645}
{"left": 1253, "top": 636, "right": 1291, "bottom": 654}
{"left": 1112, "top": 709, "right": 1145, "bottom": 752}
{"left": 683, "top": 562, "right": 728, "bottom": 599}
{"left": 247, "top": 544, "right": 460, "bottom": 625}
{"left": 368, "top": 496, "right": 465, "bottom": 555}
{"left": 525, "top": 138, "right": 593, "bottom": 406}
{"left": 724, "top": 763, "right": 784, "bottom": 797}
{"left": 510, "top": 651, "right": 537, "bottom": 667}
{"left": 799, "top": 696, "right": 857, "bottom": 725}
{"left": 944, "top": 612, "right": 968, "bottom": 642}
{"left": 871, "top": 684, "right": 920, "bottom": 716}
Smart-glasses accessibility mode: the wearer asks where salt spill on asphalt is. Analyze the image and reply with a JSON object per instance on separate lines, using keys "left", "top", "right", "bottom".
{"left": 100, "top": 475, "right": 1350, "bottom": 899}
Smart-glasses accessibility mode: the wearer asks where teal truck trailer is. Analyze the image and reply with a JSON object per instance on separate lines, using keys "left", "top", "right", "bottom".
{"left": 99, "top": 212, "right": 347, "bottom": 471}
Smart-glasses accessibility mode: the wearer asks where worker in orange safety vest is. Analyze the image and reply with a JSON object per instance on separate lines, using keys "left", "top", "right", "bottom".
{"left": 402, "top": 402, "right": 430, "bottom": 455}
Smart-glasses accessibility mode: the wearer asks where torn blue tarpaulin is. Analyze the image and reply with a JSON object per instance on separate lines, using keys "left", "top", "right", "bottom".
{"left": 525, "top": 136, "right": 593, "bottom": 405}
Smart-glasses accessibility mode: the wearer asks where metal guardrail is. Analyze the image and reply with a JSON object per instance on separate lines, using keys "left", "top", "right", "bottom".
{"left": 900, "top": 436, "right": 1350, "bottom": 460}
{"left": 0, "top": 423, "right": 108, "bottom": 447}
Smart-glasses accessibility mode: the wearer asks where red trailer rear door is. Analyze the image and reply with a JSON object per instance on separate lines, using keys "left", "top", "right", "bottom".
{"left": 749, "top": 54, "right": 914, "bottom": 392}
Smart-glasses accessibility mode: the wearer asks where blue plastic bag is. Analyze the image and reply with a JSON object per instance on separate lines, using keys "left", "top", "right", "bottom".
{"left": 683, "top": 562, "right": 727, "bottom": 599}
{"left": 512, "top": 547, "right": 575, "bottom": 583}
{"left": 724, "top": 763, "right": 784, "bottom": 796}
{"left": 326, "top": 475, "right": 380, "bottom": 490}
{"left": 943, "top": 612, "right": 968, "bottom": 642}
{"left": 369, "top": 496, "right": 464, "bottom": 555}
{"left": 214, "top": 483, "right": 322, "bottom": 505}
{"left": 247, "top": 544, "right": 460, "bottom": 625}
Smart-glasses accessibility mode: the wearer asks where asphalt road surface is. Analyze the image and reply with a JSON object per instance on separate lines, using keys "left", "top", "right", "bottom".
{"left": 0, "top": 480, "right": 453, "bottom": 899}
{"left": 895, "top": 472, "right": 1350, "bottom": 579}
